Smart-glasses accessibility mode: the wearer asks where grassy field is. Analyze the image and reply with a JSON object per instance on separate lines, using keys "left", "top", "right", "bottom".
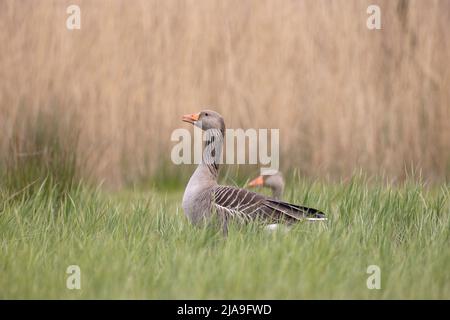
{"left": 1, "top": 0, "right": 449, "bottom": 300}
{"left": 1, "top": 175, "right": 449, "bottom": 299}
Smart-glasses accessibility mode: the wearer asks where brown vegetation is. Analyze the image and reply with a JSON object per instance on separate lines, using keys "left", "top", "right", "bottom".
{"left": 1, "top": 0, "right": 449, "bottom": 187}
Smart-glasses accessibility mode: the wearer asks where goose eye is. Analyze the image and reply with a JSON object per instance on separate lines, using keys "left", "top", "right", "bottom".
{"left": 204, "top": 113, "right": 209, "bottom": 116}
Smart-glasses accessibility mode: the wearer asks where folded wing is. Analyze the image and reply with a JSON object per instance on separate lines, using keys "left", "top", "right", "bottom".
{"left": 212, "top": 185, "right": 326, "bottom": 224}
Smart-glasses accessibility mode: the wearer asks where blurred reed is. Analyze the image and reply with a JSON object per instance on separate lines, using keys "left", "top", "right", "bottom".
{"left": 0, "top": 0, "right": 449, "bottom": 189}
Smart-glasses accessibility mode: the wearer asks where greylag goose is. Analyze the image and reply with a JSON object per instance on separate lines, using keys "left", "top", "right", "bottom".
{"left": 248, "top": 171, "right": 285, "bottom": 200}
{"left": 181, "top": 110, "right": 326, "bottom": 233}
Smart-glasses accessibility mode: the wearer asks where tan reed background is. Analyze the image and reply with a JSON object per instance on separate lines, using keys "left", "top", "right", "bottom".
{"left": 0, "top": 0, "right": 449, "bottom": 188}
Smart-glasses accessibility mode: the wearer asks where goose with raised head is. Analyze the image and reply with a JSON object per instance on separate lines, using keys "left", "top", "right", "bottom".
{"left": 248, "top": 171, "right": 285, "bottom": 200}
{"left": 181, "top": 110, "right": 325, "bottom": 233}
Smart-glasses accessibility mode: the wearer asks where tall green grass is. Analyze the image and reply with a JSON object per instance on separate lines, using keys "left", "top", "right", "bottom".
{"left": 0, "top": 109, "right": 80, "bottom": 204}
{"left": 0, "top": 175, "right": 448, "bottom": 299}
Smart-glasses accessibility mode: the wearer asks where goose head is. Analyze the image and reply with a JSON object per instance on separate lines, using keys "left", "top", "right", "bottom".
{"left": 248, "top": 171, "right": 285, "bottom": 199}
{"left": 182, "top": 110, "right": 225, "bottom": 133}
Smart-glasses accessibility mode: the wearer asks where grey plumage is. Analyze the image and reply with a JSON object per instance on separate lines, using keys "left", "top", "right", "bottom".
{"left": 181, "top": 110, "right": 326, "bottom": 232}
{"left": 248, "top": 171, "right": 285, "bottom": 199}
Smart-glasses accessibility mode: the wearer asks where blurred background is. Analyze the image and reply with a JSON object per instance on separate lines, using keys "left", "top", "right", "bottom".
{"left": 0, "top": 0, "right": 449, "bottom": 190}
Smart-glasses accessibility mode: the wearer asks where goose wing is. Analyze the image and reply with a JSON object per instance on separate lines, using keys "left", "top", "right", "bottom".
{"left": 212, "top": 185, "right": 326, "bottom": 223}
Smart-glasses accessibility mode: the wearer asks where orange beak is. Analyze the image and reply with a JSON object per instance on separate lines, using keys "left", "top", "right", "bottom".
{"left": 182, "top": 112, "right": 200, "bottom": 124}
{"left": 248, "top": 175, "right": 264, "bottom": 188}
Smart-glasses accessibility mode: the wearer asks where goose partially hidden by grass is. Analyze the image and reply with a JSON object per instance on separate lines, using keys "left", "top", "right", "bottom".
{"left": 248, "top": 171, "right": 285, "bottom": 200}
{"left": 181, "top": 110, "right": 326, "bottom": 234}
